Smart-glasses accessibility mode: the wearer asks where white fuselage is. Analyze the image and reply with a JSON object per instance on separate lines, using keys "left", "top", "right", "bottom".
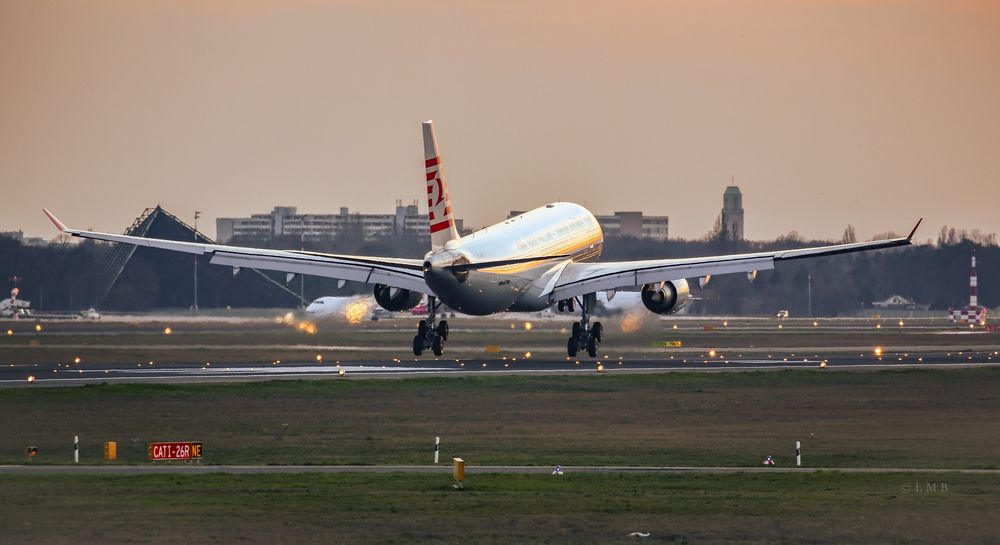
{"left": 422, "top": 202, "right": 603, "bottom": 315}
{"left": 306, "top": 295, "right": 374, "bottom": 316}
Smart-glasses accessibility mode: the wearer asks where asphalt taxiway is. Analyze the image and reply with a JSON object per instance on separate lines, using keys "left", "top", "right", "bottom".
{"left": 2, "top": 350, "right": 998, "bottom": 387}
{"left": 3, "top": 464, "right": 998, "bottom": 475}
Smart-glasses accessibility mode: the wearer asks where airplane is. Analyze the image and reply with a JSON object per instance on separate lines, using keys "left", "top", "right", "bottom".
{"left": 306, "top": 295, "right": 433, "bottom": 321}
{"left": 305, "top": 295, "right": 376, "bottom": 320}
{"left": 42, "top": 121, "right": 922, "bottom": 358}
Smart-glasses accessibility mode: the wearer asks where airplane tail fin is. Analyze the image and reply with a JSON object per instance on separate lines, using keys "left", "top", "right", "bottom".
{"left": 422, "top": 120, "right": 460, "bottom": 251}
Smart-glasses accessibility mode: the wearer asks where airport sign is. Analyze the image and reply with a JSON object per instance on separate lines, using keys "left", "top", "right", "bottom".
{"left": 148, "top": 442, "right": 203, "bottom": 461}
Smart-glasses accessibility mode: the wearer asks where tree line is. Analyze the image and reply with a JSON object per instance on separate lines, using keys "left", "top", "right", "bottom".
{"left": 1, "top": 226, "right": 994, "bottom": 315}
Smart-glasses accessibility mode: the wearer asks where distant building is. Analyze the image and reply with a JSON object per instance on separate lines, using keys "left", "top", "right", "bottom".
{"left": 1, "top": 230, "right": 48, "bottom": 246}
{"left": 0, "top": 293, "right": 31, "bottom": 318}
{"left": 100, "top": 206, "right": 302, "bottom": 310}
{"left": 597, "top": 211, "right": 669, "bottom": 240}
{"left": 0, "top": 230, "right": 21, "bottom": 242}
{"left": 872, "top": 295, "right": 929, "bottom": 311}
{"left": 216, "top": 202, "right": 464, "bottom": 243}
{"left": 507, "top": 209, "right": 669, "bottom": 240}
{"left": 721, "top": 186, "right": 744, "bottom": 241}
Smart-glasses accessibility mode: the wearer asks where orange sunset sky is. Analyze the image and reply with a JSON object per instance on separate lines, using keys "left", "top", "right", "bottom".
{"left": 2, "top": 0, "right": 999, "bottom": 241}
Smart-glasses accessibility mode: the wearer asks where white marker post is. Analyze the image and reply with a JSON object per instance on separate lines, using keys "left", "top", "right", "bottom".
{"left": 434, "top": 436, "right": 440, "bottom": 464}
{"left": 796, "top": 441, "right": 801, "bottom": 467}
{"left": 74, "top": 436, "right": 79, "bottom": 464}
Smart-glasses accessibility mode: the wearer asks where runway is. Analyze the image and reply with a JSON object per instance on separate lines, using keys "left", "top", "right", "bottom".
{"left": 2, "top": 350, "right": 999, "bottom": 386}
{"left": 5, "top": 316, "right": 1000, "bottom": 386}
{"left": 3, "top": 464, "right": 998, "bottom": 475}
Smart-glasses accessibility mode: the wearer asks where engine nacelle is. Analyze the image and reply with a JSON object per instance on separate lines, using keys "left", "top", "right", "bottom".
{"left": 640, "top": 280, "right": 691, "bottom": 315}
{"left": 373, "top": 284, "right": 422, "bottom": 312}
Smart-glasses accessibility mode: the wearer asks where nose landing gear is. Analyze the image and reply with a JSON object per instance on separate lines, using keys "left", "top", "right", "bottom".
{"left": 563, "top": 293, "right": 602, "bottom": 358}
{"left": 413, "top": 296, "right": 448, "bottom": 356}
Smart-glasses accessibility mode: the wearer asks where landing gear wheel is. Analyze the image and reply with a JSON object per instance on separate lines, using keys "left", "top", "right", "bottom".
{"left": 586, "top": 335, "right": 598, "bottom": 357}
{"left": 567, "top": 299, "right": 576, "bottom": 313}
{"left": 567, "top": 337, "right": 578, "bottom": 357}
{"left": 571, "top": 322, "right": 581, "bottom": 339}
{"left": 437, "top": 321, "right": 449, "bottom": 341}
{"left": 417, "top": 320, "right": 428, "bottom": 337}
{"left": 412, "top": 335, "right": 424, "bottom": 356}
{"left": 557, "top": 300, "right": 565, "bottom": 312}
{"left": 432, "top": 335, "right": 445, "bottom": 356}
{"left": 591, "top": 322, "right": 603, "bottom": 343}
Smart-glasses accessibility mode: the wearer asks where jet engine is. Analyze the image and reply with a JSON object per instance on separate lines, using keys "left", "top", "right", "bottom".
{"left": 373, "top": 284, "right": 422, "bottom": 312}
{"left": 640, "top": 280, "right": 691, "bottom": 315}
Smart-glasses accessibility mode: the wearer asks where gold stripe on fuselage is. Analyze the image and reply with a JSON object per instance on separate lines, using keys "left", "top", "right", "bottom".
{"left": 477, "top": 227, "right": 603, "bottom": 274}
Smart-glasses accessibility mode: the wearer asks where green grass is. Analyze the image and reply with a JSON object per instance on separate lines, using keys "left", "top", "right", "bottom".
{"left": 2, "top": 471, "right": 998, "bottom": 544}
{"left": 3, "top": 369, "right": 1000, "bottom": 469}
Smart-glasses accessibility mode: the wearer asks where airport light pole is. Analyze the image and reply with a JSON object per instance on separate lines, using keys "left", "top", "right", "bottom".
{"left": 193, "top": 211, "right": 201, "bottom": 312}
{"left": 807, "top": 272, "right": 813, "bottom": 317}
{"left": 299, "top": 215, "right": 307, "bottom": 308}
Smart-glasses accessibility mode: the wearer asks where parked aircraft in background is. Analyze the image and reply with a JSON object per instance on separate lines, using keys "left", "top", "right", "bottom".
{"left": 43, "top": 121, "right": 921, "bottom": 358}
{"left": 306, "top": 295, "right": 434, "bottom": 322}
{"left": 305, "top": 295, "right": 377, "bottom": 323}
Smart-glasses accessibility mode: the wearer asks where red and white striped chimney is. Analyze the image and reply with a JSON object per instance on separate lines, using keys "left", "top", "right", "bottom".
{"left": 970, "top": 249, "right": 978, "bottom": 309}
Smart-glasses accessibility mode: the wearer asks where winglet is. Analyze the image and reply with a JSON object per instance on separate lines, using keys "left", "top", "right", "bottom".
{"left": 42, "top": 209, "right": 68, "bottom": 232}
{"left": 906, "top": 218, "right": 923, "bottom": 242}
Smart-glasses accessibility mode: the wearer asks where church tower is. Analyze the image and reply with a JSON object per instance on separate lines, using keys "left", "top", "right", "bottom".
{"left": 721, "top": 186, "right": 744, "bottom": 241}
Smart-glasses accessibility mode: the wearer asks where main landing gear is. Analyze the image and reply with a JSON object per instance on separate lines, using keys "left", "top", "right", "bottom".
{"left": 413, "top": 296, "right": 449, "bottom": 357}
{"left": 560, "top": 293, "right": 602, "bottom": 358}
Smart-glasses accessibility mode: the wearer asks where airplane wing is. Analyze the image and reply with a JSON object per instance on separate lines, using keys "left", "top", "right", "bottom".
{"left": 544, "top": 219, "right": 922, "bottom": 301}
{"left": 43, "top": 209, "right": 430, "bottom": 294}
